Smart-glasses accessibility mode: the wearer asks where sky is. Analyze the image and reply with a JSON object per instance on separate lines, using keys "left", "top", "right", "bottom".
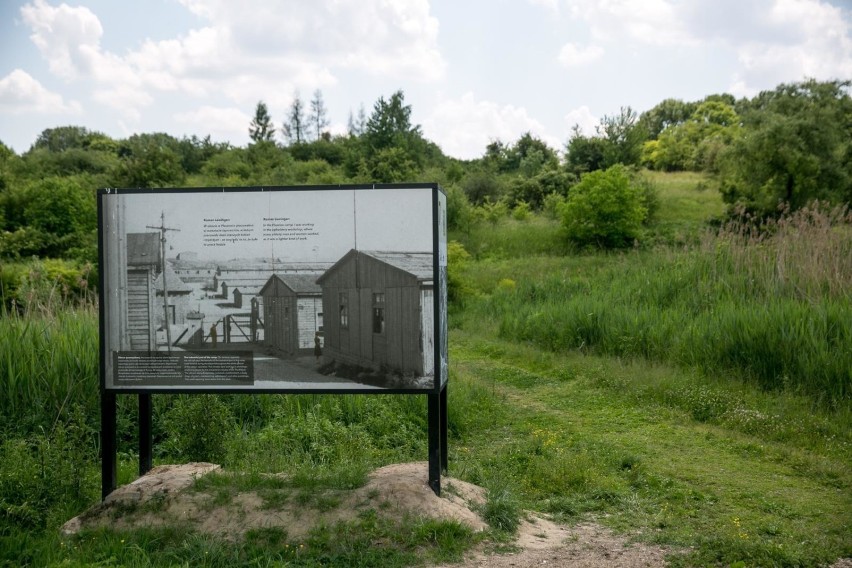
{"left": 1, "top": 0, "right": 850, "bottom": 160}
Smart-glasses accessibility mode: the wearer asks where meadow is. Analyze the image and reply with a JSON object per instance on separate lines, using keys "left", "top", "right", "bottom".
{"left": 0, "top": 172, "right": 850, "bottom": 567}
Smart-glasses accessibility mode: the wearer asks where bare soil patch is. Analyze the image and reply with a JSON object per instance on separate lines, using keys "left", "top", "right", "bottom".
{"left": 63, "top": 462, "right": 673, "bottom": 567}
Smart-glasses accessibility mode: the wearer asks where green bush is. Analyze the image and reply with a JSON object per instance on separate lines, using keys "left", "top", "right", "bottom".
{"left": 0, "top": 259, "right": 94, "bottom": 312}
{"left": 447, "top": 241, "right": 474, "bottom": 304}
{"left": 511, "top": 201, "right": 531, "bottom": 221}
{"left": 0, "top": 406, "right": 97, "bottom": 531}
{"left": 162, "top": 395, "right": 235, "bottom": 462}
{"left": 558, "top": 165, "right": 648, "bottom": 248}
{"left": 445, "top": 185, "right": 476, "bottom": 231}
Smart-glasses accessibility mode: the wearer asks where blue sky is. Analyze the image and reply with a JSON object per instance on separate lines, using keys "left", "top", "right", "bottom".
{"left": 1, "top": 0, "right": 850, "bottom": 159}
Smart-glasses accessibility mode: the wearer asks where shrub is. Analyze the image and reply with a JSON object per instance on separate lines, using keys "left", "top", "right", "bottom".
{"left": 447, "top": 241, "right": 474, "bottom": 304}
{"left": 445, "top": 185, "right": 477, "bottom": 232}
{"left": 0, "top": 406, "right": 97, "bottom": 530}
{"left": 511, "top": 201, "right": 531, "bottom": 221}
{"left": 542, "top": 192, "right": 566, "bottom": 220}
{"left": 463, "top": 171, "right": 504, "bottom": 205}
{"left": 162, "top": 395, "right": 235, "bottom": 462}
{"left": 479, "top": 200, "right": 509, "bottom": 225}
{"left": 558, "top": 165, "right": 648, "bottom": 248}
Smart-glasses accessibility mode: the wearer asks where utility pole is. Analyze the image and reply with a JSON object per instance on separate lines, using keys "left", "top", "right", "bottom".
{"left": 147, "top": 212, "right": 180, "bottom": 353}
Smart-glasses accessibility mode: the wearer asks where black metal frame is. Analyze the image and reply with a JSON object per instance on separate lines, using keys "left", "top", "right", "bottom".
{"left": 98, "top": 184, "right": 448, "bottom": 499}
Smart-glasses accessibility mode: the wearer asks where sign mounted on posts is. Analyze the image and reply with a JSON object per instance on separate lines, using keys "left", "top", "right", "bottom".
{"left": 98, "top": 184, "right": 448, "bottom": 394}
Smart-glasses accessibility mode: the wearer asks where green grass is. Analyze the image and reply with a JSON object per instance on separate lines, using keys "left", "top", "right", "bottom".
{"left": 489, "top": 252, "right": 850, "bottom": 402}
{"left": 10, "top": 513, "right": 474, "bottom": 567}
{"left": 1, "top": 172, "right": 850, "bottom": 566}
{"left": 448, "top": 333, "right": 851, "bottom": 567}
{"left": 451, "top": 215, "right": 569, "bottom": 260}
{"left": 0, "top": 306, "right": 99, "bottom": 434}
{"left": 641, "top": 170, "right": 726, "bottom": 244}
{"left": 457, "top": 203, "right": 852, "bottom": 404}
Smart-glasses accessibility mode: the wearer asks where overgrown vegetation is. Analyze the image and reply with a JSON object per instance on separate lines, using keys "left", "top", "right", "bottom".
{"left": 493, "top": 203, "right": 851, "bottom": 404}
{"left": 1, "top": 78, "right": 850, "bottom": 566}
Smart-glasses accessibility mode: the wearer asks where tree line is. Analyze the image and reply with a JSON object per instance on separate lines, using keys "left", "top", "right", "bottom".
{"left": 0, "top": 79, "right": 849, "bottom": 267}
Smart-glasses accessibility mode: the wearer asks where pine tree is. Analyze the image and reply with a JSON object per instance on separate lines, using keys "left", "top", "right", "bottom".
{"left": 248, "top": 101, "right": 275, "bottom": 142}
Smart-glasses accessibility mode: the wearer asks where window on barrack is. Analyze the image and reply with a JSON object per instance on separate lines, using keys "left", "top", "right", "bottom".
{"left": 339, "top": 292, "right": 349, "bottom": 329}
{"left": 372, "top": 292, "right": 385, "bottom": 334}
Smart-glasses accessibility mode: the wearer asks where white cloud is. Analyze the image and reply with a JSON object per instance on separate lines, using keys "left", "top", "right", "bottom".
{"left": 422, "top": 92, "right": 561, "bottom": 160}
{"left": 20, "top": 0, "right": 446, "bottom": 120}
{"left": 20, "top": 0, "right": 104, "bottom": 80}
{"left": 527, "top": 0, "right": 560, "bottom": 13}
{"left": 174, "top": 105, "right": 252, "bottom": 143}
{"left": 558, "top": 43, "right": 604, "bottom": 67}
{"left": 563, "top": 105, "right": 598, "bottom": 136}
{"left": 564, "top": 0, "right": 693, "bottom": 46}
{"left": 0, "top": 69, "right": 81, "bottom": 114}
{"left": 168, "top": 0, "right": 445, "bottom": 84}
{"left": 731, "top": 0, "right": 852, "bottom": 87}
{"left": 20, "top": 0, "right": 149, "bottom": 118}
{"left": 560, "top": 0, "right": 851, "bottom": 93}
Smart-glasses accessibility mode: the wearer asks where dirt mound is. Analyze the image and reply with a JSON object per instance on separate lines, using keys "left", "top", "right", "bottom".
{"left": 62, "top": 462, "right": 672, "bottom": 567}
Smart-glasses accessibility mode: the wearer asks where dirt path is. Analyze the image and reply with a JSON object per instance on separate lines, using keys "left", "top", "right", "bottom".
{"left": 432, "top": 513, "right": 670, "bottom": 568}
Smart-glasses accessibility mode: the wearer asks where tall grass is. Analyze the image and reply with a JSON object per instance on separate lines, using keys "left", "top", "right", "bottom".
{"left": 492, "top": 204, "right": 852, "bottom": 404}
{"left": 0, "top": 304, "right": 99, "bottom": 434}
{"left": 451, "top": 215, "right": 570, "bottom": 260}
{"left": 708, "top": 202, "right": 851, "bottom": 302}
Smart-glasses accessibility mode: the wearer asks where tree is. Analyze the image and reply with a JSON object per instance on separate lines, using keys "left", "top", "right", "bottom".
{"left": 29, "top": 126, "right": 102, "bottom": 153}
{"left": 347, "top": 104, "right": 367, "bottom": 137}
{"left": 462, "top": 170, "right": 504, "bottom": 204}
{"left": 642, "top": 100, "right": 741, "bottom": 172}
{"left": 506, "top": 133, "right": 558, "bottom": 174}
{"left": 364, "top": 90, "right": 421, "bottom": 153}
{"left": 308, "top": 90, "right": 330, "bottom": 142}
{"left": 176, "top": 135, "right": 229, "bottom": 174}
{"left": 558, "top": 165, "right": 648, "bottom": 249}
{"left": 0, "top": 176, "right": 96, "bottom": 259}
{"left": 597, "top": 106, "right": 647, "bottom": 168}
{"left": 115, "top": 134, "right": 185, "bottom": 187}
{"left": 508, "top": 168, "right": 575, "bottom": 210}
{"left": 0, "top": 141, "right": 16, "bottom": 193}
{"left": 282, "top": 92, "right": 306, "bottom": 145}
{"left": 717, "top": 79, "right": 852, "bottom": 215}
{"left": 564, "top": 125, "right": 607, "bottom": 174}
{"left": 361, "top": 90, "right": 429, "bottom": 177}
{"left": 367, "top": 147, "right": 417, "bottom": 183}
{"left": 248, "top": 101, "right": 276, "bottom": 143}
{"left": 638, "top": 99, "right": 697, "bottom": 139}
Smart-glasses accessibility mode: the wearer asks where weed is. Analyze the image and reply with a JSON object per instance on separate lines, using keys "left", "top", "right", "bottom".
{"left": 161, "top": 395, "right": 234, "bottom": 462}
{"left": 481, "top": 483, "right": 521, "bottom": 534}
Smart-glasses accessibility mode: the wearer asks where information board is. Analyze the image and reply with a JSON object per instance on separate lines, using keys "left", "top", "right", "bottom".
{"left": 98, "top": 184, "right": 447, "bottom": 393}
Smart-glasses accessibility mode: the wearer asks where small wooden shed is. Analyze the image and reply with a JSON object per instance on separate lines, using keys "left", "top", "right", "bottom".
{"left": 316, "top": 250, "right": 434, "bottom": 377}
{"left": 259, "top": 274, "right": 323, "bottom": 356}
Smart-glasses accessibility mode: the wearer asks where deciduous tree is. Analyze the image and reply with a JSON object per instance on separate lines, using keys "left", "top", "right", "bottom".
{"left": 718, "top": 79, "right": 852, "bottom": 215}
{"left": 309, "top": 90, "right": 330, "bottom": 142}
{"left": 282, "top": 92, "right": 306, "bottom": 145}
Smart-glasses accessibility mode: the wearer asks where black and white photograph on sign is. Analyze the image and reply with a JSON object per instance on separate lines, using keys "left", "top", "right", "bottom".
{"left": 100, "top": 186, "right": 441, "bottom": 392}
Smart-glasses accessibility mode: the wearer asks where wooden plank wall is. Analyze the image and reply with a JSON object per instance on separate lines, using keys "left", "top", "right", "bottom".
{"left": 321, "top": 254, "right": 428, "bottom": 375}
{"left": 127, "top": 269, "right": 154, "bottom": 351}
